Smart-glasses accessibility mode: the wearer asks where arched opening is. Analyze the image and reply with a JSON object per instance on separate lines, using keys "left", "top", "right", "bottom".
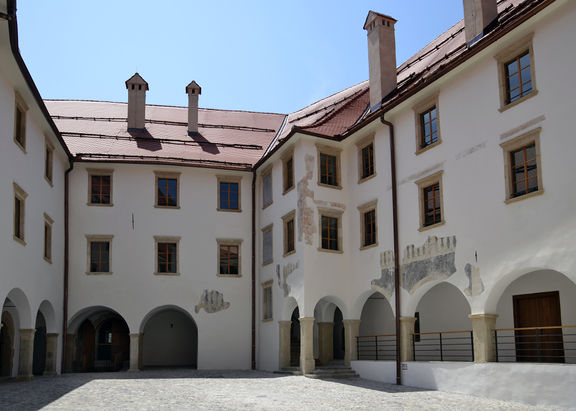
{"left": 494, "top": 270, "right": 576, "bottom": 363}
{"left": 333, "top": 308, "right": 345, "bottom": 360}
{"left": 32, "top": 312, "right": 47, "bottom": 376}
{"left": 0, "top": 311, "right": 15, "bottom": 377}
{"left": 141, "top": 308, "right": 197, "bottom": 368}
{"left": 414, "top": 282, "right": 472, "bottom": 361}
{"left": 358, "top": 292, "right": 395, "bottom": 360}
{"left": 290, "top": 307, "right": 300, "bottom": 367}
{"left": 313, "top": 297, "right": 347, "bottom": 366}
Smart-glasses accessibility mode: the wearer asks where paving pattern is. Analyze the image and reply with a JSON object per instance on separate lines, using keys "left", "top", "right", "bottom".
{"left": 0, "top": 369, "right": 558, "bottom": 410}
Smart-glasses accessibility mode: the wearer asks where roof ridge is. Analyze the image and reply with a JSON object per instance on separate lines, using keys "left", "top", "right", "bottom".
{"left": 288, "top": 80, "right": 369, "bottom": 117}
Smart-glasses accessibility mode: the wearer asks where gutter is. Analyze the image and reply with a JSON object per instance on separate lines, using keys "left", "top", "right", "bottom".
{"left": 251, "top": 171, "right": 257, "bottom": 369}
{"left": 380, "top": 116, "right": 401, "bottom": 386}
{"left": 61, "top": 160, "right": 73, "bottom": 372}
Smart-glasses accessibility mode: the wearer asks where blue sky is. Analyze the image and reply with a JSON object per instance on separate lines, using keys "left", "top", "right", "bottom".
{"left": 17, "top": 1, "right": 464, "bottom": 114}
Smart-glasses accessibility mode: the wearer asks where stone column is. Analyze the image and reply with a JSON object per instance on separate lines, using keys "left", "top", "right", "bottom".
{"left": 469, "top": 313, "right": 499, "bottom": 363}
{"left": 299, "top": 317, "right": 315, "bottom": 374}
{"left": 44, "top": 333, "right": 59, "bottom": 376}
{"left": 317, "top": 322, "right": 334, "bottom": 365}
{"left": 138, "top": 334, "right": 144, "bottom": 370}
{"left": 17, "top": 329, "right": 35, "bottom": 380}
{"left": 343, "top": 319, "right": 361, "bottom": 365}
{"left": 278, "top": 321, "right": 291, "bottom": 369}
{"left": 400, "top": 317, "right": 416, "bottom": 362}
{"left": 129, "top": 333, "right": 141, "bottom": 372}
{"left": 64, "top": 333, "right": 76, "bottom": 373}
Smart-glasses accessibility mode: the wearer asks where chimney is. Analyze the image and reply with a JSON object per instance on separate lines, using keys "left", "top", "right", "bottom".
{"left": 185, "top": 81, "right": 202, "bottom": 135}
{"left": 125, "top": 73, "right": 148, "bottom": 131}
{"left": 463, "top": 0, "right": 498, "bottom": 45}
{"left": 364, "top": 11, "right": 397, "bottom": 110}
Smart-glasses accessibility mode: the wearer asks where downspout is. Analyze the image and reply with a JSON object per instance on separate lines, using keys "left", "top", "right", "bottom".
{"left": 251, "top": 170, "right": 257, "bottom": 369}
{"left": 61, "top": 160, "right": 74, "bottom": 372}
{"left": 380, "top": 116, "right": 401, "bottom": 385}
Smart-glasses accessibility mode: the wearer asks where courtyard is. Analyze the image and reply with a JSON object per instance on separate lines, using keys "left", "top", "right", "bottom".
{"left": 0, "top": 370, "right": 553, "bottom": 410}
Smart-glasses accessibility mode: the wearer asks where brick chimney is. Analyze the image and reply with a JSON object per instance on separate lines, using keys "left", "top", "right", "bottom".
{"left": 185, "top": 81, "right": 202, "bottom": 135}
{"left": 125, "top": 73, "right": 148, "bottom": 131}
{"left": 463, "top": 0, "right": 498, "bottom": 45}
{"left": 364, "top": 11, "right": 397, "bottom": 110}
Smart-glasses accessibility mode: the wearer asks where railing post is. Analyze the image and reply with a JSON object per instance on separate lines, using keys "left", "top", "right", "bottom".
{"left": 439, "top": 333, "right": 444, "bottom": 361}
{"left": 536, "top": 328, "right": 541, "bottom": 362}
{"left": 412, "top": 334, "right": 416, "bottom": 361}
{"left": 375, "top": 336, "right": 378, "bottom": 361}
{"left": 470, "top": 331, "right": 474, "bottom": 362}
{"left": 356, "top": 336, "right": 360, "bottom": 361}
{"left": 494, "top": 329, "right": 499, "bottom": 362}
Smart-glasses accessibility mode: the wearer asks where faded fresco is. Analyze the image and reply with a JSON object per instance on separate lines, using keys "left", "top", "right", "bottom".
{"left": 195, "top": 290, "right": 230, "bottom": 314}
{"left": 463, "top": 263, "right": 485, "bottom": 296}
{"left": 277, "top": 261, "right": 299, "bottom": 297}
{"left": 297, "top": 154, "right": 317, "bottom": 245}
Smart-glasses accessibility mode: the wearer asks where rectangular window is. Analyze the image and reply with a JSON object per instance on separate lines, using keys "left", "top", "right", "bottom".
{"left": 283, "top": 154, "right": 294, "bottom": 194}
{"left": 321, "top": 215, "right": 338, "bottom": 251}
{"left": 414, "top": 95, "right": 441, "bottom": 154}
{"left": 262, "top": 224, "right": 273, "bottom": 265}
{"left": 45, "top": 141, "right": 54, "bottom": 184}
{"left": 282, "top": 210, "right": 296, "bottom": 256}
{"left": 155, "top": 171, "right": 180, "bottom": 208}
{"left": 217, "top": 175, "right": 242, "bottom": 212}
{"left": 360, "top": 143, "right": 375, "bottom": 179}
{"left": 262, "top": 168, "right": 273, "bottom": 208}
{"left": 88, "top": 169, "right": 114, "bottom": 206}
{"left": 154, "top": 236, "right": 180, "bottom": 275}
{"left": 43, "top": 213, "right": 54, "bottom": 263}
{"left": 420, "top": 106, "right": 438, "bottom": 148}
{"left": 317, "top": 145, "right": 342, "bottom": 188}
{"left": 13, "top": 183, "right": 27, "bottom": 245}
{"left": 218, "top": 242, "right": 240, "bottom": 276}
{"left": 416, "top": 171, "right": 444, "bottom": 230}
{"left": 13, "top": 93, "right": 27, "bottom": 151}
{"left": 505, "top": 51, "right": 532, "bottom": 105}
{"left": 363, "top": 209, "right": 376, "bottom": 247}
{"left": 90, "top": 241, "right": 110, "bottom": 273}
{"left": 262, "top": 281, "right": 273, "bottom": 321}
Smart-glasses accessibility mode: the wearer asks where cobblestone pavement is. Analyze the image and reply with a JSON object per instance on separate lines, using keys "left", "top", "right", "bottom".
{"left": 0, "top": 369, "right": 559, "bottom": 410}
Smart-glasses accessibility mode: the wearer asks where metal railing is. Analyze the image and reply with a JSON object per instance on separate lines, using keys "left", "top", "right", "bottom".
{"left": 356, "top": 334, "right": 396, "bottom": 361}
{"left": 494, "top": 325, "right": 576, "bottom": 363}
{"left": 413, "top": 330, "right": 474, "bottom": 362}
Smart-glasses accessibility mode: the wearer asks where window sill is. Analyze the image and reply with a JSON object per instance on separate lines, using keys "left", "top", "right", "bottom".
{"left": 217, "top": 273, "right": 242, "bottom": 278}
{"left": 154, "top": 272, "right": 180, "bottom": 276}
{"left": 282, "top": 186, "right": 295, "bottom": 196}
{"left": 13, "top": 236, "right": 26, "bottom": 246}
{"left": 499, "top": 90, "right": 538, "bottom": 113}
{"left": 262, "top": 260, "right": 274, "bottom": 267}
{"left": 217, "top": 207, "right": 242, "bottom": 213}
{"left": 262, "top": 318, "right": 273, "bottom": 323}
{"left": 283, "top": 249, "right": 296, "bottom": 258}
{"left": 13, "top": 139, "right": 27, "bottom": 154}
{"left": 87, "top": 203, "right": 114, "bottom": 207}
{"left": 358, "top": 173, "right": 377, "bottom": 185}
{"left": 419, "top": 220, "right": 446, "bottom": 232}
{"left": 317, "top": 247, "right": 343, "bottom": 254}
{"left": 44, "top": 176, "right": 54, "bottom": 188}
{"left": 154, "top": 205, "right": 181, "bottom": 210}
{"left": 505, "top": 188, "right": 544, "bottom": 204}
{"left": 360, "top": 242, "right": 379, "bottom": 251}
{"left": 415, "top": 140, "right": 441, "bottom": 156}
{"left": 262, "top": 202, "right": 273, "bottom": 210}
{"left": 43, "top": 256, "right": 52, "bottom": 264}
{"left": 317, "top": 182, "right": 342, "bottom": 190}
{"left": 85, "top": 271, "right": 113, "bottom": 275}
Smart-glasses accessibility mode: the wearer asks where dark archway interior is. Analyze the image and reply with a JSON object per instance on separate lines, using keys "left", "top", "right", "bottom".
{"left": 290, "top": 307, "right": 300, "bottom": 367}
{"left": 333, "top": 307, "right": 345, "bottom": 360}
{"left": 32, "top": 312, "right": 47, "bottom": 376}
{"left": 0, "top": 310, "right": 14, "bottom": 377}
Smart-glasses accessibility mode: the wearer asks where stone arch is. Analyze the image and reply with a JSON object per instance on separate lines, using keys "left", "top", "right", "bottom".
{"left": 4, "top": 288, "right": 32, "bottom": 329}
{"left": 32, "top": 311, "right": 47, "bottom": 376}
{"left": 281, "top": 297, "right": 299, "bottom": 322}
{"left": 313, "top": 296, "right": 347, "bottom": 365}
{"left": 359, "top": 291, "right": 395, "bottom": 336}
{"left": 67, "top": 305, "right": 126, "bottom": 334}
{"left": 312, "top": 295, "right": 348, "bottom": 320}
{"left": 414, "top": 281, "right": 472, "bottom": 332}
{"left": 405, "top": 280, "right": 470, "bottom": 317}
{"left": 37, "top": 300, "right": 57, "bottom": 334}
{"left": 351, "top": 288, "right": 395, "bottom": 319}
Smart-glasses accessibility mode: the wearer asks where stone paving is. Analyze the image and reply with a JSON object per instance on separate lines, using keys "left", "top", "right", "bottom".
{"left": 0, "top": 369, "right": 559, "bottom": 410}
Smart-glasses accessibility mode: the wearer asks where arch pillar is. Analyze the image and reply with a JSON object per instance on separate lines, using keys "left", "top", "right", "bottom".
{"left": 343, "top": 319, "right": 360, "bottom": 364}
{"left": 400, "top": 317, "right": 416, "bottom": 362}
{"left": 278, "top": 321, "right": 291, "bottom": 369}
{"left": 18, "top": 329, "right": 35, "bottom": 380}
{"left": 469, "top": 313, "right": 499, "bottom": 363}
{"left": 64, "top": 333, "right": 76, "bottom": 373}
{"left": 129, "top": 333, "right": 141, "bottom": 371}
{"left": 299, "top": 317, "right": 315, "bottom": 374}
{"left": 44, "top": 333, "right": 58, "bottom": 375}
{"left": 317, "top": 322, "right": 334, "bottom": 365}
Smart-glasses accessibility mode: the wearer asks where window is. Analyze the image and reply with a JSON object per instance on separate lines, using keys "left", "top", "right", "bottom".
{"left": 86, "top": 235, "right": 113, "bottom": 274}
{"left": 262, "top": 167, "right": 273, "bottom": 208}
{"left": 317, "top": 144, "right": 342, "bottom": 189}
{"left": 217, "top": 175, "right": 242, "bottom": 212}
{"left": 414, "top": 95, "right": 441, "bottom": 153}
{"left": 501, "top": 128, "right": 543, "bottom": 203}
{"left": 13, "top": 183, "right": 27, "bottom": 245}
{"left": 282, "top": 210, "right": 296, "bottom": 256}
{"left": 262, "top": 280, "right": 273, "bottom": 321}
{"left": 217, "top": 239, "right": 242, "bottom": 276}
{"left": 13, "top": 92, "right": 27, "bottom": 151}
{"left": 416, "top": 171, "right": 444, "bottom": 230}
{"left": 282, "top": 151, "right": 294, "bottom": 194}
{"left": 357, "top": 136, "right": 376, "bottom": 182}
{"left": 358, "top": 200, "right": 378, "bottom": 249}
{"left": 45, "top": 140, "right": 54, "bottom": 185}
{"left": 155, "top": 171, "right": 180, "bottom": 208}
{"left": 88, "top": 169, "right": 113, "bottom": 206}
{"left": 154, "top": 236, "right": 180, "bottom": 275}
{"left": 43, "top": 213, "right": 53, "bottom": 263}
{"left": 318, "top": 208, "right": 343, "bottom": 253}
{"left": 262, "top": 224, "right": 273, "bottom": 265}
{"left": 496, "top": 34, "right": 537, "bottom": 111}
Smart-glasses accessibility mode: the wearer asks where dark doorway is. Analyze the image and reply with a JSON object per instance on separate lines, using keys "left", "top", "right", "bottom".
{"left": 97, "top": 318, "right": 130, "bottom": 371}
{"left": 32, "top": 312, "right": 47, "bottom": 376}
{"left": 78, "top": 320, "right": 95, "bottom": 372}
{"left": 0, "top": 311, "right": 14, "bottom": 377}
{"left": 513, "top": 291, "right": 564, "bottom": 363}
{"left": 333, "top": 307, "right": 345, "bottom": 360}
{"left": 290, "top": 307, "right": 300, "bottom": 367}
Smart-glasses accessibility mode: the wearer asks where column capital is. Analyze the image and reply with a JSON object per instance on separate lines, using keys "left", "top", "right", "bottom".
{"left": 342, "top": 319, "right": 361, "bottom": 326}
{"left": 299, "top": 317, "right": 315, "bottom": 325}
{"left": 47, "top": 332, "right": 59, "bottom": 337}
{"left": 400, "top": 316, "right": 417, "bottom": 324}
{"left": 469, "top": 313, "right": 499, "bottom": 320}
{"left": 278, "top": 320, "right": 291, "bottom": 326}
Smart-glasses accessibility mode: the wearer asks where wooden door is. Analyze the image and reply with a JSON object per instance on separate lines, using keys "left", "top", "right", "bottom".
{"left": 80, "top": 320, "right": 95, "bottom": 371}
{"left": 513, "top": 291, "right": 564, "bottom": 363}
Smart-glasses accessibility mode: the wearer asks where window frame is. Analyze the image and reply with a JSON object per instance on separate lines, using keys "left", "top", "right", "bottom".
{"left": 216, "top": 238, "right": 243, "bottom": 277}
{"left": 13, "top": 92, "right": 28, "bottom": 152}
{"left": 154, "top": 171, "right": 181, "bottom": 209}
{"left": 261, "top": 224, "right": 274, "bottom": 266}
{"left": 44, "top": 138, "right": 54, "bottom": 186}
{"left": 357, "top": 136, "right": 376, "bottom": 183}
{"left": 86, "top": 234, "right": 113, "bottom": 275}
{"left": 495, "top": 33, "right": 538, "bottom": 112}
{"left": 217, "top": 175, "right": 242, "bottom": 212}
{"left": 262, "top": 166, "right": 273, "bottom": 209}
{"left": 13, "top": 182, "right": 27, "bottom": 246}
{"left": 262, "top": 280, "right": 273, "bottom": 322}
{"left": 316, "top": 144, "right": 342, "bottom": 189}
{"left": 415, "top": 171, "right": 445, "bottom": 231}
{"left": 154, "top": 236, "right": 181, "bottom": 276}
{"left": 43, "top": 213, "right": 54, "bottom": 263}
{"left": 413, "top": 94, "right": 441, "bottom": 154}
{"left": 357, "top": 200, "right": 378, "bottom": 250}
{"left": 500, "top": 128, "right": 543, "bottom": 203}
{"left": 87, "top": 168, "right": 114, "bottom": 206}
{"left": 282, "top": 149, "right": 295, "bottom": 194}
{"left": 282, "top": 210, "right": 296, "bottom": 257}
{"left": 318, "top": 207, "right": 344, "bottom": 253}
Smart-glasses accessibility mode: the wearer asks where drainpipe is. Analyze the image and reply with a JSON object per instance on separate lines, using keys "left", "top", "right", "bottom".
{"left": 61, "top": 160, "right": 74, "bottom": 372}
{"left": 380, "top": 116, "right": 401, "bottom": 385}
{"left": 251, "top": 171, "right": 257, "bottom": 370}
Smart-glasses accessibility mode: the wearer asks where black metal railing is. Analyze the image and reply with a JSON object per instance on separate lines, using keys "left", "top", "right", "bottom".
{"left": 413, "top": 330, "right": 474, "bottom": 362}
{"left": 494, "top": 325, "right": 576, "bottom": 364}
{"left": 356, "top": 334, "right": 396, "bottom": 360}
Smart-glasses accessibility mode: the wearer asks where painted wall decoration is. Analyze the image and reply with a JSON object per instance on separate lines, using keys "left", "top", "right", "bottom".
{"left": 297, "top": 154, "right": 317, "bottom": 245}
{"left": 463, "top": 263, "right": 485, "bottom": 296}
{"left": 194, "top": 290, "right": 230, "bottom": 314}
{"left": 371, "top": 250, "right": 395, "bottom": 299}
{"left": 277, "top": 261, "right": 299, "bottom": 297}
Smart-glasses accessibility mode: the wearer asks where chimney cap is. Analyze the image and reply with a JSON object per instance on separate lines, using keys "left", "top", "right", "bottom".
{"left": 186, "top": 81, "right": 202, "bottom": 95}
{"left": 125, "top": 72, "right": 149, "bottom": 90}
{"left": 363, "top": 10, "right": 397, "bottom": 30}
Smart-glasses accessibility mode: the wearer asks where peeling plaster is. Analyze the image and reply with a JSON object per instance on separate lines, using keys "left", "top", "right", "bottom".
{"left": 277, "top": 261, "right": 299, "bottom": 297}
{"left": 371, "top": 250, "right": 395, "bottom": 299}
{"left": 463, "top": 263, "right": 485, "bottom": 296}
{"left": 194, "top": 290, "right": 230, "bottom": 314}
{"left": 297, "top": 154, "right": 316, "bottom": 245}
{"left": 455, "top": 141, "right": 486, "bottom": 160}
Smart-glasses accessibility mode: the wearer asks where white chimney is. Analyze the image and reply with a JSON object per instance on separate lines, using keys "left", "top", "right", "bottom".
{"left": 463, "top": 0, "right": 498, "bottom": 45}
{"left": 185, "top": 81, "right": 202, "bottom": 135}
{"left": 364, "top": 11, "right": 397, "bottom": 110}
{"left": 125, "top": 73, "right": 148, "bottom": 131}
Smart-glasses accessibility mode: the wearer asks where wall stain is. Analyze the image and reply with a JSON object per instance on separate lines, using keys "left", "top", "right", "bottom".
{"left": 463, "top": 263, "right": 485, "bottom": 296}
{"left": 371, "top": 250, "right": 395, "bottom": 299}
{"left": 277, "top": 261, "right": 299, "bottom": 297}
{"left": 195, "top": 290, "right": 230, "bottom": 314}
{"left": 297, "top": 154, "right": 316, "bottom": 245}
{"left": 399, "top": 162, "right": 445, "bottom": 186}
{"left": 455, "top": 141, "right": 486, "bottom": 160}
